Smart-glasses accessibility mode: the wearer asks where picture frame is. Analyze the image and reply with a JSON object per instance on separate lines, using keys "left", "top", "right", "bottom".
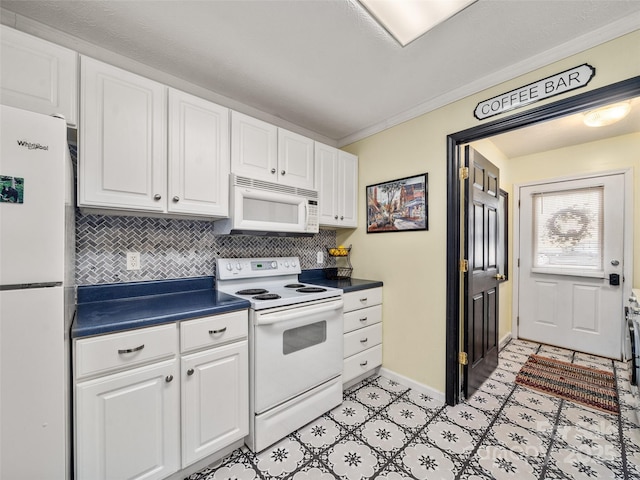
{"left": 366, "top": 173, "right": 428, "bottom": 233}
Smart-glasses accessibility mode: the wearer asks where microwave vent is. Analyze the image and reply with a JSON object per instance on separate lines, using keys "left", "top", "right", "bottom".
{"left": 233, "top": 175, "right": 318, "bottom": 199}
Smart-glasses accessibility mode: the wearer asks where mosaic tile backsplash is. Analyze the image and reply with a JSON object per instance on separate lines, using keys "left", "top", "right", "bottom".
{"left": 76, "top": 211, "right": 338, "bottom": 285}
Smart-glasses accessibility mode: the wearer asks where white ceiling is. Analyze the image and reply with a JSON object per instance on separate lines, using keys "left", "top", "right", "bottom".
{"left": 2, "top": 0, "right": 640, "bottom": 150}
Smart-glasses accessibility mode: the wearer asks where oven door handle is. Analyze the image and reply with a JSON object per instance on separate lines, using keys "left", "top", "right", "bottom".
{"left": 255, "top": 299, "right": 343, "bottom": 325}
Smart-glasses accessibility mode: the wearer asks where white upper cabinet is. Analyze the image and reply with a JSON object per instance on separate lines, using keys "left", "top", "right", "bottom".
{"left": 80, "top": 56, "right": 167, "bottom": 213}
{"left": 0, "top": 26, "right": 78, "bottom": 126}
{"left": 231, "top": 111, "right": 314, "bottom": 189}
{"left": 277, "top": 128, "right": 315, "bottom": 189}
{"left": 231, "top": 111, "right": 277, "bottom": 182}
{"left": 315, "top": 143, "right": 358, "bottom": 228}
{"left": 168, "top": 89, "right": 230, "bottom": 217}
{"left": 79, "top": 57, "right": 230, "bottom": 218}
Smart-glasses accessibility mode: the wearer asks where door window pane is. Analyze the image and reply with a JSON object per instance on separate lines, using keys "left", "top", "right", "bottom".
{"left": 532, "top": 187, "right": 603, "bottom": 270}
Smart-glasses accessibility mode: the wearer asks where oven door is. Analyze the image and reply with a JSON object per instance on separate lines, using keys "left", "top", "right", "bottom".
{"left": 252, "top": 298, "right": 343, "bottom": 414}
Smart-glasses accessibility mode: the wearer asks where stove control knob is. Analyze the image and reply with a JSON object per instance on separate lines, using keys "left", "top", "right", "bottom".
{"left": 271, "top": 261, "right": 277, "bottom": 269}
{"left": 236, "top": 262, "right": 242, "bottom": 271}
{"left": 284, "top": 261, "right": 289, "bottom": 268}
{"left": 226, "top": 262, "right": 232, "bottom": 271}
{"left": 291, "top": 260, "right": 297, "bottom": 267}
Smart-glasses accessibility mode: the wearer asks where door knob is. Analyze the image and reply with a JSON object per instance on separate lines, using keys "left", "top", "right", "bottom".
{"left": 611, "top": 260, "right": 620, "bottom": 266}
{"left": 493, "top": 274, "right": 506, "bottom": 281}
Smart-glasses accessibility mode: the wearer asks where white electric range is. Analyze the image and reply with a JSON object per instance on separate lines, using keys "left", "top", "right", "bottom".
{"left": 216, "top": 256, "right": 344, "bottom": 452}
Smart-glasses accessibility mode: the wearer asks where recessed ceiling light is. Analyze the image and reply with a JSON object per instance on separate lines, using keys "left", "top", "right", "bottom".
{"left": 358, "top": 0, "right": 477, "bottom": 47}
{"left": 583, "top": 101, "right": 631, "bottom": 127}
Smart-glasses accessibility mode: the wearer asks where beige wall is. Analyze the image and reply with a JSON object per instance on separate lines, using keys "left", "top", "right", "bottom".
{"left": 337, "top": 30, "right": 640, "bottom": 394}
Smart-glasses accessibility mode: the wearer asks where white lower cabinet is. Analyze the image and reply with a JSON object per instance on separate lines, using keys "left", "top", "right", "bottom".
{"left": 74, "top": 311, "right": 249, "bottom": 480}
{"left": 342, "top": 287, "right": 383, "bottom": 385}
{"left": 75, "top": 358, "right": 180, "bottom": 480}
{"left": 181, "top": 334, "right": 248, "bottom": 466}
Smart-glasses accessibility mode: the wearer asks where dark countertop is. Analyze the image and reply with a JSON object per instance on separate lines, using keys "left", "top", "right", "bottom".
{"left": 73, "top": 276, "right": 250, "bottom": 338}
{"left": 300, "top": 269, "right": 383, "bottom": 292}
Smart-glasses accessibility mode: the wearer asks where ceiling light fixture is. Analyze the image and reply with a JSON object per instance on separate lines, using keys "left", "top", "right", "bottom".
{"left": 358, "top": 0, "right": 477, "bottom": 47}
{"left": 583, "top": 101, "right": 631, "bottom": 127}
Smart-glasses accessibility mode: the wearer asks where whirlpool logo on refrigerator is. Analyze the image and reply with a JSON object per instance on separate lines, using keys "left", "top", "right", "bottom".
{"left": 16, "top": 139, "right": 49, "bottom": 151}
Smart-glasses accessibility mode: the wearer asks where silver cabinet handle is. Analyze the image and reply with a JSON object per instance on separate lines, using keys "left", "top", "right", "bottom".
{"left": 360, "top": 338, "right": 368, "bottom": 344}
{"left": 271, "top": 168, "right": 276, "bottom": 174}
{"left": 359, "top": 317, "right": 368, "bottom": 322}
{"left": 172, "top": 196, "right": 179, "bottom": 202}
{"left": 209, "top": 327, "right": 227, "bottom": 335}
{"left": 281, "top": 170, "right": 286, "bottom": 175}
{"left": 360, "top": 361, "right": 368, "bottom": 367}
{"left": 165, "top": 375, "right": 173, "bottom": 383}
{"left": 153, "top": 194, "right": 161, "bottom": 200}
{"left": 360, "top": 298, "right": 368, "bottom": 303}
{"left": 187, "top": 368, "right": 194, "bottom": 376}
{"left": 118, "top": 344, "right": 144, "bottom": 354}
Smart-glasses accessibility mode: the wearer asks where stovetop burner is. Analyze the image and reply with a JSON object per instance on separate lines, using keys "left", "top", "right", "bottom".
{"left": 253, "top": 293, "right": 282, "bottom": 300}
{"left": 237, "top": 288, "right": 268, "bottom": 295}
{"left": 285, "top": 283, "right": 305, "bottom": 288}
{"left": 296, "top": 287, "right": 327, "bottom": 293}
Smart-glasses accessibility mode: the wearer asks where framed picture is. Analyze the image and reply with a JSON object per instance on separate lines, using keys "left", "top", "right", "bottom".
{"left": 366, "top": 173, "right": 428, "bottom": 233}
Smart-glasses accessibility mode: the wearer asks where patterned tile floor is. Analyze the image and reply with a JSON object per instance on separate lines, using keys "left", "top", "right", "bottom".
{"left": 187, "top": 339, "right": 640, "bottom": 479}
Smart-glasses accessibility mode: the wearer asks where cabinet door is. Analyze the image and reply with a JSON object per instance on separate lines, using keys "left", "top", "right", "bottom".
{"left": 315, "top": 142, "right": 339, "bottom": 227}
{"left": 79, "top": 56, "right": 167, "bottom": 212}
{"left": 181, "top": 341, "right": 248, "bottom": 467}
{"left": 338, "top": 151, "right": 358, "bottom": 227}
{"left": 75, "top": 359, "right": 180, "bottom": 480}
{"left": 168, "top": 89, "right": 230, "bottom": 217}
{"left": 0, "top": 26, "right": 78, "bottom": 126}
{"left": 278, "top": 128, "right": 314, "bottom": 189}
{"left": 230, "top": 111, "right": 277, "bottom": 182}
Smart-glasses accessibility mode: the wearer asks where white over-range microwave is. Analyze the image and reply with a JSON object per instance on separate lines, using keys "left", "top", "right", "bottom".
{"left": 213, "top": 175, "right": 320, "bottom": 236}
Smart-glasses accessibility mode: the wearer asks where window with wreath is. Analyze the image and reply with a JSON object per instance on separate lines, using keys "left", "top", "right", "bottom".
{"left": 532, "top": 186, "right": 603, "bottom": 271}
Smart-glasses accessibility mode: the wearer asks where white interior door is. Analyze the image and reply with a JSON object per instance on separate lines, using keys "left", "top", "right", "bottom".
{"left": 518, "top": 173, "right": 625, "bottom": 359}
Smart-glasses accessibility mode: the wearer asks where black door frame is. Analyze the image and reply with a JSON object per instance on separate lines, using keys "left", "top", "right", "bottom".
{"left": 445, "top": 76, "right": 640, "bottom": 406}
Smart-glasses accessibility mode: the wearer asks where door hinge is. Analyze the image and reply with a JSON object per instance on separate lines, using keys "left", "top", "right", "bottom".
{"left": 459, "top": 167, "right": 469, "bottom": 180}
{"left": 459, "top": 351, "right": 468, "bottom": 365}
{"left": 459, "top": 259, "right": 468, "bottom": 272}
{"left": 517, "top": 316, "right": 520, "bottom": 326}
{"left": 517, "top": 258, "right": 520, "bottom": 267}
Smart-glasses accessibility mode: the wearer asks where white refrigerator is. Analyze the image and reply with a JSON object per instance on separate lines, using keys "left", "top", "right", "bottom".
{"left": 0, "top": 105, "right": 74, "bottom": 479}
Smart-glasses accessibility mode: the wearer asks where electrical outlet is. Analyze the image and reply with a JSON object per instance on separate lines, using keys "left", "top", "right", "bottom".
{"left": 317, "top": 251, "right": 324, "bottom": 264}
{"left": 126, "top": 252, "right": 141, "bottom": 271}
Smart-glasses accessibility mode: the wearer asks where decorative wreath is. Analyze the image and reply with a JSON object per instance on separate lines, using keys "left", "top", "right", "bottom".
{"left": 545, "top": 208, "right": 591, "bottom": 246}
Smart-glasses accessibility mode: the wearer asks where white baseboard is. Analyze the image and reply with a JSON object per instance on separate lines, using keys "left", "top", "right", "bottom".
{"left": 378, "top": 367, "right": 445, "bottom": 405}
{"left": 499, "top": 332, "right": 513, "bottom": 351}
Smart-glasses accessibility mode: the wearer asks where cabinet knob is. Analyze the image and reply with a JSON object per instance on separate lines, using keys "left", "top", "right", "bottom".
{"left": 271, "top": 168, "right": 276, "bottom": 174}
{"left": 281, "top": 170, "right": 286, "bottom": 175}
{"left": 340, "top": 216, "right": 344, "bottom": 220}
{"left": 154, "top": 194, "right": 162, "bottom": 201}
{"left": 172, "top": 196, "right": 180, "bottom": 202}
{"left": 187, "top": 368, "right": 195, "bottom": 376}
{"left": 165, "top": 375, "right": 173, "bottom": 383}
{"left": 334, "top": 215, "right": 339, "bottom": 220}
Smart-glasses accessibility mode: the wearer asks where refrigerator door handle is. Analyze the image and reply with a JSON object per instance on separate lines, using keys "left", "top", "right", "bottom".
{"left": 0, "top": 282, "right": 63, "bottom": 291}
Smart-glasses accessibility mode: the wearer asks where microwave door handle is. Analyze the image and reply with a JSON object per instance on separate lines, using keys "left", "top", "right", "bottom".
{"left": 255, "top": 300, "right": 343, "bottom": 325}
{"left": 304, "top": 202, "right": 309, "bottom": 229}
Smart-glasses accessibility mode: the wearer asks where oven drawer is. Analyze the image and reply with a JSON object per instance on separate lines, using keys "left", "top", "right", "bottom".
{"left": 180, "top": 310, "right": 248, "bottom": 353}
{"left": 343, "top": 344, "right": 382, "bottom": 384}
{"left": 344, "top": 305, "right": 382, "bottom": 333}
{"left": 343, "top": 287, "right": 382, "bottom": 312}
{"left": 344, "top": 323, "right": 382, "bottom": 358}
{"left": 75, "top": 324, "right": 178, "bottom": 379}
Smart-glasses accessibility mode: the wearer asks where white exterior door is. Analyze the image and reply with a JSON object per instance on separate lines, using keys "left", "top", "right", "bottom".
{"left": 518, "top": 173, "right": 625, "bottom": 358}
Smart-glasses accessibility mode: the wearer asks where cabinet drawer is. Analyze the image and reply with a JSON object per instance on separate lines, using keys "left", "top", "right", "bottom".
{"left": 180, "top": 310, "right": 248, "bottom": 353}
{"left": 344, "top": 323, "right": 382, "bottom": 358}
{"left": 343, "top": 344, "right": 382, "bottom": 384}
{"left": 344, "top": 305, "right": 382, "bottom": 333}
{"left": 343, "top": 287, "right": 382, "bottom": 312}
{"left": 75, "top": 324, "right": 178, "bottom": 379}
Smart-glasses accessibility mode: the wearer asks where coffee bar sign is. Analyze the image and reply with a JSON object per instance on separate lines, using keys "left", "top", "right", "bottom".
{"left": 474, "top": 64, "right": 596, "bottom": 120}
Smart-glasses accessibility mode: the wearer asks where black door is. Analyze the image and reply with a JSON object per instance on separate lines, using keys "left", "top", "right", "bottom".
{"left": 464, "top": 146, "right": 500, "bottom": 398}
